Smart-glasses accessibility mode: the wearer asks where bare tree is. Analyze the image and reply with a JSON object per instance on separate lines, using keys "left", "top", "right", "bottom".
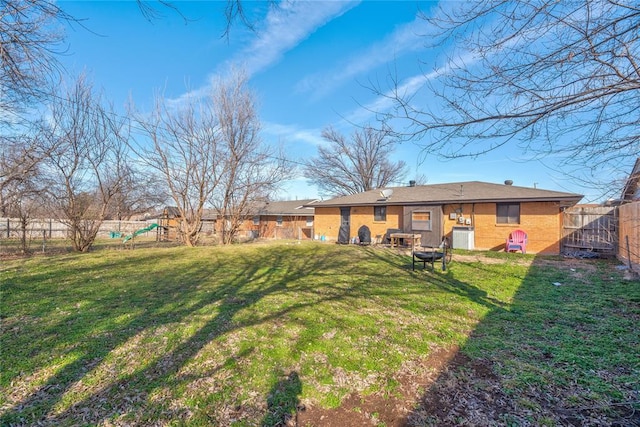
{"left": 0, "top": 128, "right": 47, "bottom": 216}
{"left": 133, "top": 90, "right": 223, "bottom": 247}
{"left": 134, "top": 71, "right": 289, "bottom": 246}
{"left": 1, "top": 0, "right": 69, "bottom": 213}
{"left": 41, "top": 74, "right": 130, "bottom": 252}
{"left": 211, "top": 72, "right": 290, "bottom": 244}
{"left": 106, "top": 170, "right": 165, "bottom": 221}
{"left": 0, "top": 0, "right": 72, "bottom": 124}
{"left": 0, "top": 132, "right": 48, "bottom": 253}
{"left": 3, "top": 177, "right": 46, "bottom": 254}
{"left": 304, "top": 125, "right": 407, "bottom": 197}
{"left": 132, "top": 0, "right": 271, "bottom": 37}
{"left": 380, "top": 0, "right": 639, "bottom": 189}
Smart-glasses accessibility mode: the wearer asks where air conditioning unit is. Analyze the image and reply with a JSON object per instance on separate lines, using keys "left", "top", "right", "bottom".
{"left": 452, "top": 226, "right": 474, "bottom": 250}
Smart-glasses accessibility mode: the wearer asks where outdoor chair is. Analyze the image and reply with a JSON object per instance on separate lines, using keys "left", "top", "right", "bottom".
{"left": 412, "top": 236, "right": 452, "bottom": 271}
{"left": 506, "top": 229, "right": 528, "bottom": 253}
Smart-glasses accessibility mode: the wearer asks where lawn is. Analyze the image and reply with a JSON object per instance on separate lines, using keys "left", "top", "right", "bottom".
{"left": 1, "top": 241, "right": 638, "bottom": 426}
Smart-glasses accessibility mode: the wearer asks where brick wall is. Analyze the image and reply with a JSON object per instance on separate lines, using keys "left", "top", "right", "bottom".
{"left": 444, "top": 201, "right": 562, "bottom": 254}
{"left": 314, "top": 201, "right": 563, "bottom": 253}
{"left": 256, "top": 215, "right": 313, "bottom": 240}
{"left": 313, "top": 207, "right": 339, "bottom": 241}
{"left": 313, "top": 206, "right": 403, "bottom": 242}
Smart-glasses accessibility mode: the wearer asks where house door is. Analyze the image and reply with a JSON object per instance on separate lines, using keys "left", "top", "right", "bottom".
{"left": 338, "top": 207, "right": 350, "bottom": 244}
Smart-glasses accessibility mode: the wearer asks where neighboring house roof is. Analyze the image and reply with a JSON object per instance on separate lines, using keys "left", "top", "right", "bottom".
{"left": 621, "top": 158, "right": 640, "bottom": 202}
{"left": 162, "top": 200, "right": 318, "bottom": 220}
{"left": 163, "top": 206, "right": 181, "bottom": 217}
{"left": 308, "top": 181, "right": 583, "bottom": 208}
{"left": 256, "top": 199, "right": 318, "bottom": 216}
{"left": 162, "top": 206, "right": 218, "bottom": 220}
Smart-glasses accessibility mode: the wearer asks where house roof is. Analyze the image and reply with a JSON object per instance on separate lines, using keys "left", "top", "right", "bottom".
{"left": 163, "top": 206, "right": 218, "bottom": 220}
{"left": 162, "top": 200, "right": 318, "bottom": 219}
{"left": 256, "top": 199, "right": 318, "bottom": 216}
{"left": 621, "top": 157, "right": 640, "bottom": 202}
{"left": 308, "top": 181, "right": 583, "bottom": 208}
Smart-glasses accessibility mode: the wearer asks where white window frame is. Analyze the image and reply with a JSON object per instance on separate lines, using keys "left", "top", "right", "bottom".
{"left": 411, "top": 210, "right": 432, "bottom": 231}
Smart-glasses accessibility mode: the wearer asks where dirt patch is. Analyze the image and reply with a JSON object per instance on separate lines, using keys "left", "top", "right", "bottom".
{"left": 294, "top": 347, "right": 459, "bottom": 427}
{"left": 291, "top": 347, "right": 521, "bottom": 427}
{"left": 453, "top": 253, "right": 533, "bottom": 265}
{"left": 293, "top": 347, "right": 639, "bottom": 427}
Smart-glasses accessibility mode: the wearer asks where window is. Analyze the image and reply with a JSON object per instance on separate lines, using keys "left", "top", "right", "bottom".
{"left": 276, "top": 215, "right": 283, "bottom": 226}
{"left": 306, "top": 216, "right": 314, "bottom": 227}
{"left": 497, "top": 203, "right": 520, "bottom": 224}
{"left": 412, "top": 210, "right": 432, "bottom": 231}
{"left": 253, "top": 216, "right": 260, "bottom": 226}
{"left": 374, "top": 206, "right": 387, "bottom": 221}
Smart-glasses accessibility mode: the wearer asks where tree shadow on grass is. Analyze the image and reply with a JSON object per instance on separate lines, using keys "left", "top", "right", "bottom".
{"left": 404, "top": 256, "right": 640, "bottom": 426}
{"left": 9, "top": 245, "right": 610, "bottom": 425}
{"left": 277, "top": 251, "right": 638, "bottom": 426}
{"left": 4, "top": 243, "right": 446, "bottom": 425}
{"left": 362, "top": 245, "right": 510, "bottom": 312}
{"left": 262, "top": 371, "right": 303, "bottom": 427}
{"left": 0, "top": 244, "right": 355, "bottom": 425}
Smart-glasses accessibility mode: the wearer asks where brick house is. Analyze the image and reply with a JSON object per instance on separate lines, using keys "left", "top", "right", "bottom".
{"left": 244, "top": 199, "right": 318, "bottom": 240}
{"left": 159, "top": 200, "right": 318, "bottom": 242}
{"left": 308, "top": 181, "right": 583, "bottom": 254}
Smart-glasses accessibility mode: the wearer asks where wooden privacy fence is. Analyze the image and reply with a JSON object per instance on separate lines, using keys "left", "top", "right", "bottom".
{"left": 562, "top": 206, "right": 618, "bottom": 255}
{"left": 618, "top": 202, "right": 640, "bottom": 268}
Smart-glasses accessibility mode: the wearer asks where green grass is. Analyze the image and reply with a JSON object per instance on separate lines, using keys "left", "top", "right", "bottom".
{"left": 1, "top": 242, "right": 638, "bottom": 426}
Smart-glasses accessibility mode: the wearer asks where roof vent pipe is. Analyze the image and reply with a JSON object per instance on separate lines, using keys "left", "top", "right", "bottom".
{"left": 504, "top": 180, "right": 513, "bottom": 186}
{"left": 409, "top": 180, "right": 416, "bottom": 187}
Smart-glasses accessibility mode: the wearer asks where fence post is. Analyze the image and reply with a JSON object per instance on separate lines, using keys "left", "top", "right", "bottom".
{"left": 626, "top": 235, "right": 633, "bottom": 272}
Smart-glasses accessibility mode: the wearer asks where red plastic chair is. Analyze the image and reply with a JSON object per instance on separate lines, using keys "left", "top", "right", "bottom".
{"left": 506, "top": 229, "right": 528, "bottom": 253}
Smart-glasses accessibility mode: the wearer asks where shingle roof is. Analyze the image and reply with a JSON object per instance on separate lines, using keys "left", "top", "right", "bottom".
{"left": 621, "top": 158, "right": 640, "bottom": 201}
{"left": 309, "top": 181, "right": 582, "bottom": 207}
{"left": 257, "top": 199, "right": 318, "bottom": 216}
{"left": 163, "top": 206, "right": 218, "bottom": 220}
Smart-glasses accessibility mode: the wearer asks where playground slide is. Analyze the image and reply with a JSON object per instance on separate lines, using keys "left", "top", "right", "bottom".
{"left": 123, "top": 223, "right": 159, "bottom": 243}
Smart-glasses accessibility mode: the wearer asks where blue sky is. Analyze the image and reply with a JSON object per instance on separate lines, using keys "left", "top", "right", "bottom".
{"left": 57, "top": 1, "right": 609, "bottom": 203}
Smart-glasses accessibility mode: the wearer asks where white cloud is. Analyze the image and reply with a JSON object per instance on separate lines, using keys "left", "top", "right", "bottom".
{"left": 296, "top": 15, "right": 431, "bottom": 99}
{"left": 343, "top": 72, "right": 432, "bottom": 124}
{"left": 263, "top": 121, "right": 325, "bottom": 147}
{"left": 169, "top": 1, "right": 360, "bottom": 108}
{"left": 343, "top": 49, "right": 479, "bottom": 125}
{"left": 231, "top": 1, "right": 361, "bottom": 78}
